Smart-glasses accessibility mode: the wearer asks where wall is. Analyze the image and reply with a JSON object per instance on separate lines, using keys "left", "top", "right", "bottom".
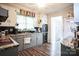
{"left": 36, "top": 13, "right": 48, "bottom": 27}
{"left": 47, "top": 5, "right": 73, "bottom": 43}
{"left": 74, "top": 3, "right": 79, "bottom": 22}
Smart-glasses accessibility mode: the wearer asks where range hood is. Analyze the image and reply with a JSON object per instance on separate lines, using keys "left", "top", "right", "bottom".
{"left": 0, "top": 7, "right": 8, "bottom": 22}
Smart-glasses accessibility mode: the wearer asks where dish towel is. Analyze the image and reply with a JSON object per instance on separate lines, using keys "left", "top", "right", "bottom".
{"left": 24, "top": 37, "right": 31, "bottom": 44}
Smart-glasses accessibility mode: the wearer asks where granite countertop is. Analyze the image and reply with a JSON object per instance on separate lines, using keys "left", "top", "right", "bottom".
{"left": 0, "top": 37, "right": 19, "bottom": 50}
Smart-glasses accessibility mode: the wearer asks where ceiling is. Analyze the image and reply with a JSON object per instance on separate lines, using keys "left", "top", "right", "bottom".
{"left": 11, "top": 3, "right": 73, "bottom": 14}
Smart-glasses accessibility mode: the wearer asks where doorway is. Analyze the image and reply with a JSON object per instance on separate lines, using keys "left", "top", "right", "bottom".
{"left": 51, "top": 16, "right": 63, "bottom": 56}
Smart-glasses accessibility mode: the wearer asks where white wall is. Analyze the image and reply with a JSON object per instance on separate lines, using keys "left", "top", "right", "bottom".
{"left": 74, "top": 3, "right": 79, "bottom": 22}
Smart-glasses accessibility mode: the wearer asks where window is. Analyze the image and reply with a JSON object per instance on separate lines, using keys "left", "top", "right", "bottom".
{"left": 16, "top": 14, "right": 35, "bottom": 31}
{"left": 26, "top": 17, "right": 35, "bottom": 30}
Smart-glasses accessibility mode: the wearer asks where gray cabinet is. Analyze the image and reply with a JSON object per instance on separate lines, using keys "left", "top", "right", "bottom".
{"left": 16, "top": 35, "right": 24, "bottom": 51}
{"left": 36, "top": 33, "right": 43, "bottom": 46}
{"left": 11, "top": 33, "right": 43, "bottom": 51}
{"left": 23, "top": 33, "right": 31, "bottom": 49}
{"left": 61, "top": 44, "right": 76, "bottom": 56}
{"left": 0, "top": 47, "right": 17, "bottom": 56}
{"left": 30, "top": 33, "right": 36, "bottom": 47}
{"left": 24, "top": 33, "right": 43, "bottom": 48}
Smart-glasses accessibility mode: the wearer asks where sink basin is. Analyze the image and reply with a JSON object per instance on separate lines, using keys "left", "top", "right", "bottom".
{"left": 0, "top": 38, "right": 13, "bottom": 46}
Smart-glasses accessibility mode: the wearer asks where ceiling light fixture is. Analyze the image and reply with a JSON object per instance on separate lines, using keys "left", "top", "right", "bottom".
{"left": 36, "top": 3, "right": 46, "bottom": 8}
{"left": 35, "top": 0, "right": 47, "bottom": 8}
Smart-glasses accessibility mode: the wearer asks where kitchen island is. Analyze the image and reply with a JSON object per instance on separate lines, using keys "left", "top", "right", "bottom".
{"left": 10, "top": 32, "right": 43, "bottom": 51}
{"left": 0, "top": 36, "right": 19, "bottom": 56}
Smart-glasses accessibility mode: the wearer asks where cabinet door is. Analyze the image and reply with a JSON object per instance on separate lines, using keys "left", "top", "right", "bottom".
{"left": 24, "top": 33, "right": 31, "bottom": 49}
{"left": 30, "top": 33, "right": 36, "bottom": 47}
{"left": 36, "top": 33, "right": 43, "bottom": 46}
{"left": 16, "top": 36, "right": 24, "bottom": 51}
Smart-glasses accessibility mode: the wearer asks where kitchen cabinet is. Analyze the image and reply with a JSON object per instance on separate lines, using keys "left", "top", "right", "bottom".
{"left": 36, "top": 33, "right": 43, "bottom": 46}
{"left": 23, "top": 33, "right": 31, "bottom": 49}
{"left": 16, "top": 35, "right": 24, "bottom": 51}
{"left": 61, "top": 43, "right": 76, "bottom": 56}
{"left": 74, "top": 3, "right": 79, "bottom": 23}
{"left": 24, "top": 33, "right": 43, "bottom": 48}
{"left": 0, "top": 36, "right": 19, "bottom": 56}
{"left": 0, "top": 46, "right": 17, "bottom": 56}
{"left": 30, "top": 33, "right": 36, "bottom": 47}
{"left": 11, "top": 33, "right": 43, "bottom": 51}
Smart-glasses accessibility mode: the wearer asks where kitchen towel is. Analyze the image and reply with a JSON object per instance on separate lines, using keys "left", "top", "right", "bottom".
{"left": 24, "top": 37, "right": 31, "bottom": 44}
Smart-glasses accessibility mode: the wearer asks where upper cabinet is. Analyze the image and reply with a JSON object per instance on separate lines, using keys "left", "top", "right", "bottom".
{"left": 74, "top": 3, "right": 79, "bottom": 22}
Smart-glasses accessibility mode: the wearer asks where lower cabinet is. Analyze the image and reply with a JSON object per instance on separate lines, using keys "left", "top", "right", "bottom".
{"left": 23, "top": 33, "right": 31, "bottom": 49}
{"left": 15, "top": 33, "right": 43, "bottom": 51}
{"left": 36, "top": 33, "right": 43, "bottom": 46}
{"left": 61, "top": 44, "right": 76, "bottom": 56}
{"left": 0, "top": 47, "right": 17, "bottom": 56}
{"left": 30, "top": 33, "right": 37, "bottom": 47}
{"left": 16, "top": 35, "right": 24, "bottom": 51}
